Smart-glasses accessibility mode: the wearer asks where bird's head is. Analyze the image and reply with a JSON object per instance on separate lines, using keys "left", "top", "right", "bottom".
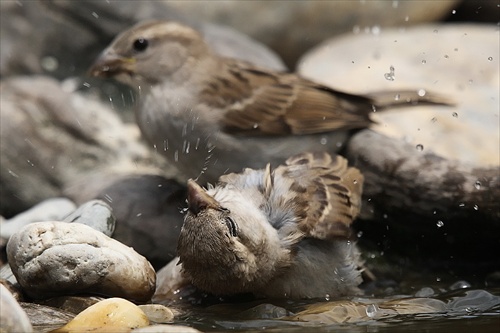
{"left": 177, "top": 179, "right": 290, "bottom": 295}
{"left": 89, "top": 20, "right": 210, "bottom": 87}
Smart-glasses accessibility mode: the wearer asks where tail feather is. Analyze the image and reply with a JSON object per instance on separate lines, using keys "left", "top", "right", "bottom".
{"left": 366, "top": 90, "right": 455, "bottom": 111}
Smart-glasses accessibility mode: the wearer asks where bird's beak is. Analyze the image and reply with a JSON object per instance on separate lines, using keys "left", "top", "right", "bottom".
{"left": 187, "top": 179, "right": 221, "bottom": 215}
{"left": 88, "top": 50, "right": 135, "bottom": 78}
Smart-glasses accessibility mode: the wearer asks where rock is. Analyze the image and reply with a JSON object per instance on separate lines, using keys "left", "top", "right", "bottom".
{"left": 297, "top": 24, "right": 500, "bottom": 262}
{"left": 51, "top": 297, "right": 149, "bottom": 333}
{"left": 166, "top": 1, "right": 459, "bottom": 67}
{"left": 132, "top": 325, "right": 203, "bottom": 333}
{"left": 298, "top": 24, "right": 499, "bottom": 168}
{"left": 20, "top": 302, "right": 75, "bottom": 328}
{"left": 1, "top": 0, "right": 284, "bottom": 79}
{"left": 63, "top": 200, "right": 115, "bottom": 237}
{"left": 138, "top": 304, "right": 175, "bottom": 324}
{"left": 0, "top": 76, "right": 172, "bottom": 216}
{"left": 7, "top": 221, "right": 156, "bottom": 302}
{"left": 0, "top": 284, "right": 33, "bottom": 332}
{"left": 0, "top": 198, "right": 76, "bottom": 239}
{"left": 93, "top": 175, "right": 186, "bottom": 268}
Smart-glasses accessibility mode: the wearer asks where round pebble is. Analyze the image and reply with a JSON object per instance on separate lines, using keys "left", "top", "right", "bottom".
{"left": 52, "top": 298, "right": 149, "bottom": 333}
{"left": 7, "top": 221, "right": 156, "bottom": 302}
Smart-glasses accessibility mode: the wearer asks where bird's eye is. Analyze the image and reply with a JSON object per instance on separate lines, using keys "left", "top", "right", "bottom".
{"left": 133, "top": 38, "right": 149, "bottom": 52}
{"left": 225, "top": 217, "right": 238, "bottom": 237}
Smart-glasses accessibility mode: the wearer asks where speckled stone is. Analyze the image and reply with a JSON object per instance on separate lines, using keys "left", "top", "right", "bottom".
{"left": 7, "top": 221, "right": 156, "bottom": 302}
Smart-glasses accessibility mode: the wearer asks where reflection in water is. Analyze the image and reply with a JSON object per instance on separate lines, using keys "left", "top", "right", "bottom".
{"left": 171, "top": 288, "right": 500, "bottom": 332}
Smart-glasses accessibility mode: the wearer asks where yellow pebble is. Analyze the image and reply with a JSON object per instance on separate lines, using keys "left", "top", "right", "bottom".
{"left": 51, "top": 298, "right": 149, "bottom": 332}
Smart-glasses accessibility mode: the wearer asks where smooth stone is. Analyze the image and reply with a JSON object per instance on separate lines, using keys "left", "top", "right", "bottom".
{"left": 0, "top": 284, "right": 33, "bottom": 332}
{"left": 51, "top": 297, "right": 149, "bottom": 333}
{"left": 288, "top": 297, "right": 448, "bottom": 324}
{"left": 298, "top": 24, "right": 499, "bottom": 167}
{"left": 138, "top": 304, "right": 175, "bottom": 324}
{"left": 63, "top": 200, "right": 115, "bottom": 237}
{"left": 0, "top": 198, "right": 76, "bottom": 239}
{"left": 7, "top": 221, "right": 156, "bottom": 302}
{"left": 132, "top": 325, "right": 203, "bottom": 333}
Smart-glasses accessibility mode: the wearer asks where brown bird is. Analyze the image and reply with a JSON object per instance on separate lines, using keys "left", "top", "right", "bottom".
{"left": 89, "top": 20, "right": 449, "bottom": 183}
{"left": 177, "top": 152, "right": 365, "bottom": 298}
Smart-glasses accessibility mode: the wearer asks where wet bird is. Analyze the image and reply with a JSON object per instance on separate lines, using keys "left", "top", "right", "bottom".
{"left": 176, "top": 152, "right": 365, "bottom": 299}
{"left": 90, "top": 20, "right": 449, "bottom": 183}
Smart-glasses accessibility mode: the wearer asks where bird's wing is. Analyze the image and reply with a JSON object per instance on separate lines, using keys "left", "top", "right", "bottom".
{"left": 271, "top": 152, "right": 364, "bottom": 240}
{"left": 201, "top": 59, "right": 374, "bottom": 136}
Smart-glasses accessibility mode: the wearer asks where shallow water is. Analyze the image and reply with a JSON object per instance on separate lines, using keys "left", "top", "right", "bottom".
{"left": 166, "top": 287, "right": 500, "bottom": 333}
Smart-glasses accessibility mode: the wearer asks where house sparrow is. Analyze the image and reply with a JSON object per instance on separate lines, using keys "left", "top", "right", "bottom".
{"left": 176, "top": 152, "right": 364, "bottom": 299}
{"left": 89, "top": 20, "right": 449, "bottom": 183}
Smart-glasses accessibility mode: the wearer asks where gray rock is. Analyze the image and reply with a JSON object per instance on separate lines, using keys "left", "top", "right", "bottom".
{"left": 20, "top": 302, "right": 74, "bottom": 328}
{"left": 0, "top": 76, "right": 173, "bottom": 216}
{"left": 0, "top": 284, "right": 33, "bottom": 333}
{"left": 63, "top": 200, "right": 115, "bottom": 237}
{"left": 7, "top": 221, "right": 156, "bottom": 302}
{"left": 296, "top": 24, "right": 499, "bottom": 259}
{"left": 298, "top": 24, "right": 499, "bottom": 168}
{"left": 1, "top": 0, "right": 285, "bottom": 79}
{"left": 0, "top": 198, "right": 76, "bottom": 239}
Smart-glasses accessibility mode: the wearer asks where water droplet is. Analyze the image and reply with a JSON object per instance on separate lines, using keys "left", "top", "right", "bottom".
{"left": 353, "top": 179, "right": 358, "bottom": 184}
{"left": 404, "top": 16, "right": 409, "bottom": 22}
{"left": 449, "top": 280, "right": 471, "bottom": 290}
{"left": 436, "top": 220, "right": 444, "bottom": 228}
{"left": 488, "top": 56, "right": 493, "bottom": 61}
{"left": 371, "top": 25, "right": 381, "bottom": 35}
{"left": 418, "top": 89, "right": 426, "bottom": 97}
{"left": 433, "top": 29, "right": 439, "bottom": 34}
{"left": 253, "top": 123, "right": 259, "bottom": 129}
{"left": 415, "top": 287, "right": 434, "bottom": 297}
{"left": 371, "top": 105, "right": 377, "bottom": 112}
{"left": 82, "top": 82, "right": 91, "bottom": 88}
{"left": 103, "top": 194, "right": 113, "bottom": 203}
{"left": 394, "top": 94, "right": 400, "bottom": 101}
{"left": 384, "top": 65, "right": 395, "bottom": 81}
{"left": 136, "top": 213, "right": 143, "bottom": 217}
{"left": 324, "top": 294, "right": 330, "bottom": 301}
{"left": 444, "top": 54, "right": 449, "bottom": 59}
{"left": 366, "top": 304, "right": 379, "bottom": 318}
{"left": 454, "top": 48, "right": 459, "bottom": 52}
{"left": 452, "top": 112, "right": 458, "bottom": 118}
{"left": 91, "top": 11, "right": 99, "bottom": 19}
{"left": 451, "top": 9, "right": 456, "bottom": 14}
{"left": 459, "top": 202, "right": 465, "bottom": 207}
{"left": 352, "top": 25, "right": 361, "bottom": 34}
{"left": 436, "top": 277, "right": 441, "bottom": 282}
{"left": 431, "top": 117, "right": 437, "bottom": 123}
{"left": 357, "top": 231, "right": 363, "bottom": 238}
{"left": 320, "top": 137, "right": 327, "bottom": 145}
{"left": 421, "top": 59, "right": 427, "bottom": 64}
{"left": 473, "top": 204, "right": 479, "bottom": 211}
{"left": 40, "top": 56, "right": 59, "bottom": 72}
{"left": 468, "top": 79, "right": 474, "bottom": 84}
{"left": 416, "top": 144, "right": 424, "bottom": 151}
{"left": 474, "top": 181, "right": 481, "bottom": 189}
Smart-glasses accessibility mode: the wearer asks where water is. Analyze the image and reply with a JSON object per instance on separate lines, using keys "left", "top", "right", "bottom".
{"left": 163, "top": 286, "right": 500, "bottom": 333}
